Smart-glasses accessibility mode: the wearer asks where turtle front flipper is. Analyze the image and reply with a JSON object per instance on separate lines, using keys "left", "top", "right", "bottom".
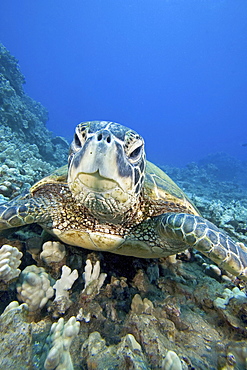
{"left": 156, "top": 212, "right": 247, "bottom": 281}
{"left": 0, "top": 196, "right": 51, "bottom": 231}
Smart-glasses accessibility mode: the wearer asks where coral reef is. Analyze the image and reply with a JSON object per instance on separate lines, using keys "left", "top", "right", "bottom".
{"left": 0, "top": 221, "right": 247, "bottom": 369}
{"left": 41, "top": 241, "right": 66, "bottom": 264}
{"left": 2, "top": 300, "right": 28, "bottom": 315}
{"left": 16, "top": 265, "right": 54, "bottom": 311}
{"left": 0, "top": 244, "right": 22, "bottom": 283}
{"left": 131, "top": 293, "right": 154, "bottom": 315}
{"left": 82, "top": 259, "right": 107, "bottom": 296}
{"left": 214, "top": 286, "right": 247, "bottom": 309}
{"left": 0, "top": 300, "right": 32, "bottom": 369}
{"left": 81, "top": 331, "right": 149, "bottom": 370}
{"left": 162, "top": 350, "right": 183, "bottom": 370}
{"left": 52, "top": 265, "right": 78, "bottom": 316}
{"left": 0, "top": 43, "right": 69, "bottom": 201}
{"left": 44, "top": 316, "right": 80, "bottom": 370}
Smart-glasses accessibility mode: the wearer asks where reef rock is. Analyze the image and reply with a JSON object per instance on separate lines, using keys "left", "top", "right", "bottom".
{"left": 0, "top": 302, "right": 32, "bottom": 369}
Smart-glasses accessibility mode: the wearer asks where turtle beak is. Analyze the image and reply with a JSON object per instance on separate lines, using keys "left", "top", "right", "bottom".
{"left": 77, "top": 171, "right": 118, "bottom": 192}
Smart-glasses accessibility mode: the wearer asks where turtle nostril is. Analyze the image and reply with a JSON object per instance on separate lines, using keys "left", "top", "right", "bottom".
{"left": 97, "top": 131, "right": 111, "bottom": 143}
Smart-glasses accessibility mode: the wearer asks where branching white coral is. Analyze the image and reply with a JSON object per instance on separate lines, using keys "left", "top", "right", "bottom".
{"left": 53, "top": 265, "right": 78, "bottom": 301}
{"left": 16, "top": 265, "right": 54, "bottom": 311}
{"left": 82, "top": 259, "right": 107, "bottom": 296}
{"left": 44, "top": 316, "right": 80, "bottom": 370}
{"left": 52, "top": 265, "right": 78, "bottom": 315}
{"left": 40, "top": 241, "right": 66, "bottom": 264}
{"left": 0, "top": 244, "right": 23, "bottom": 283}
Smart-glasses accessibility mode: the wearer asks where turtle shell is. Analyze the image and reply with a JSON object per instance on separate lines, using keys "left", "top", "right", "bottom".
{"left": 143, "top": 161, "right": 200, "bottom": 216}
{"left": 30, "top": 165, "right": 68, "bottom": 195}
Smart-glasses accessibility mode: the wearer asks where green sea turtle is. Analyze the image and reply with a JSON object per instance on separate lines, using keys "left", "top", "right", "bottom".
{"left": 1, "top": 121, "right": 247, "bottom": 280}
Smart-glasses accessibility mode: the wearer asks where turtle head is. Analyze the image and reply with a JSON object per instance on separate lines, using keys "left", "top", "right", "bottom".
{"left": 68, "top": 121, "right": 146, "bottom": 223}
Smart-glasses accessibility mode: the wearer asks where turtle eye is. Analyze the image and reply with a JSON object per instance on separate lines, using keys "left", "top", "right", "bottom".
{"left": 125, "top": 130, "right": 144, "bottom": 162}
{"left": 127, "top": 141, "right": 144, "bottom": 163}
{"left": 129, "top": 145, "right": 142, "bottom": 159}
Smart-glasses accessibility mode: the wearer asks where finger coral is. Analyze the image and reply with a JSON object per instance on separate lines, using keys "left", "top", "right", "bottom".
{"left": 40, "top": 241, "right": 66, "bottom": 264}
{"left": 44, "top": 316, "right": 80, "bottom": 370}
{"left": 82, "top": 259, "right": 107, "bottom": 296}
{"left": 52, "top": 265, "right": 78, "bottom": 315}
{"left": 0, "top": 244, "right": 23, "bottom": 283}
{"left": 16, "top": 265, "right": 54, "bottom": 311}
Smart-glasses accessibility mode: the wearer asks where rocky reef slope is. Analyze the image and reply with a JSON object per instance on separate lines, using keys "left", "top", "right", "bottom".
{"left": 0, "top": 43, "right": 68, "bottom": 201}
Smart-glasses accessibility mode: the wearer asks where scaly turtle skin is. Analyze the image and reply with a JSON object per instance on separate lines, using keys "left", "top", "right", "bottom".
{"left": 1, "top": 121, "right": 247, "bottom": 280}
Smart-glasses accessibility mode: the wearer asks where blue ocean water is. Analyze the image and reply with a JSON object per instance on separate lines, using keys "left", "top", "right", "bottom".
{"left": 1, "top": 0, "right": 247, "bottom": 166}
